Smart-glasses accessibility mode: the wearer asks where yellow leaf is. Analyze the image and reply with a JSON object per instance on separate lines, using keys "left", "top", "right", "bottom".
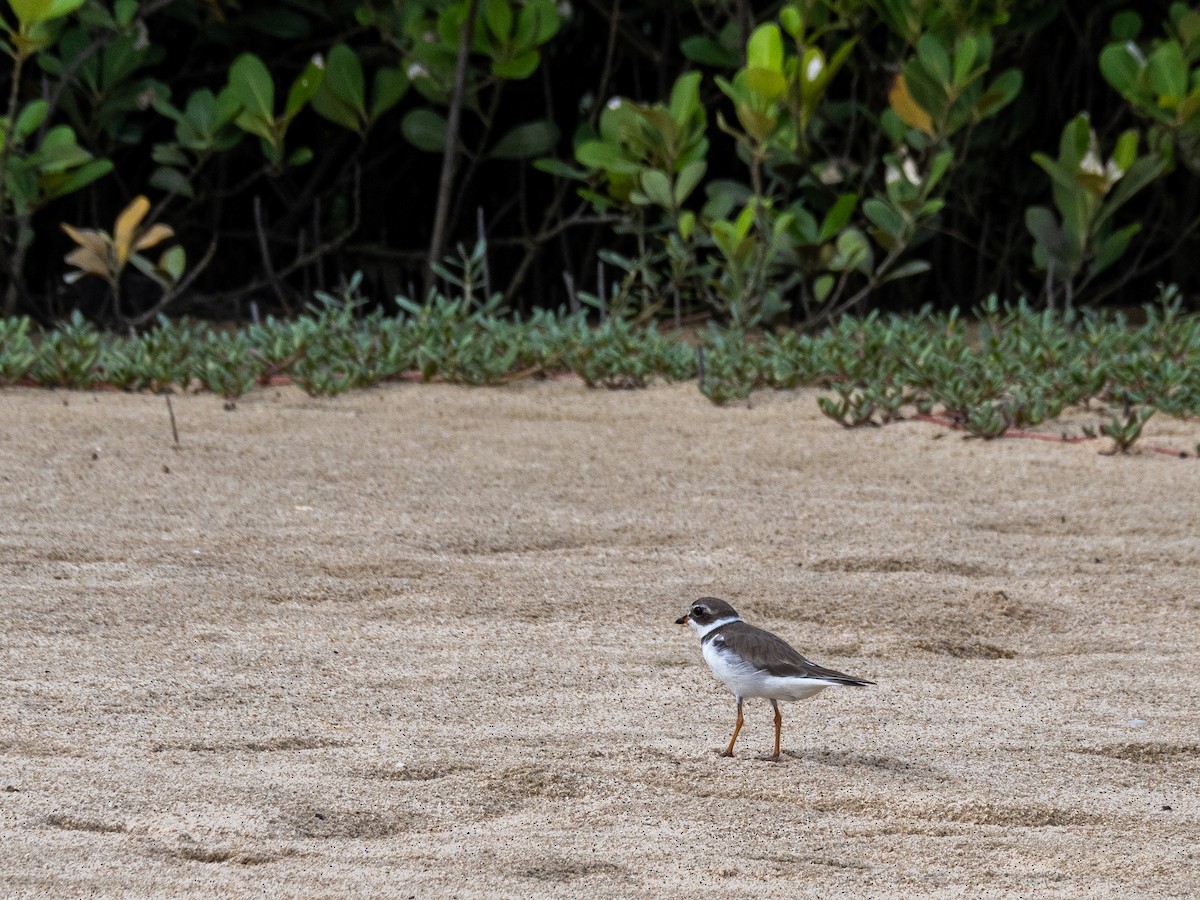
{"left": 60, "top": 223, "right": 110, "bottom": 258}
{"left": 64, "top": 246, "right": 115, "bottom": 283}
{"left": 113, "top": 195, "right": 150, "bottom": 267}
{"left": 888, "top": 74, "right": 934, "bottom": 136}
{"left": 134, "top": 222, "right": 175, "bottom": 252}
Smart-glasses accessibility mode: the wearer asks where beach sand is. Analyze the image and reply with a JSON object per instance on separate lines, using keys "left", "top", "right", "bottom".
{"left": 1, "top": 380, "right": 1197, "bottom": 897}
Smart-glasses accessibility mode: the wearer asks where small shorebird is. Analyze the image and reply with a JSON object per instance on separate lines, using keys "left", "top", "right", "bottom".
{"left": 676, "top": 597, "right": 873, "bottom": 761}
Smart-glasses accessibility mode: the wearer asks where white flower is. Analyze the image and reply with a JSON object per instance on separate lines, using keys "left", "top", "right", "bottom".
{"left": 817, "top": 161, "right": 842, "bottom": 185}
{"left": 311, "top": 53, "right": 325, "bottom": 69}
{"left": 1079, "top": 149, "right": 1105, "bottom": 177}
{"left": 606, "top": 97, "right": 622, "bottom": 110}
{"left": 885, "top": 151, "right": 921, "bottom": 185}
{"left": 407, "top": 62, "right": 429, "bottom": 80}
{"left": 557, "top": 1, "right": 572, "bottom": 17}
{"left": 806, "top": 56, "right": 823, "bottom": 82}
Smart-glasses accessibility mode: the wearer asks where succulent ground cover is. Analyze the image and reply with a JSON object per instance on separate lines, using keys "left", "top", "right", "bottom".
{"left": 3, "top": 282, "right": 1199, "bottom": 456}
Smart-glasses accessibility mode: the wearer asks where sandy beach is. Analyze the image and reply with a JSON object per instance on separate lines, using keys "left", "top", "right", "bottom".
{"left": 1, "top": 380, "right": 1198, "bottom": 897}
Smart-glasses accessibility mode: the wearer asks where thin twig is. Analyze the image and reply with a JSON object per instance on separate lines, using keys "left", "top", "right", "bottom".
{"left": 254, "top": 195, "right": 288, "bottom": 310}
{"left": 313, "top": 197, "right": 325, "bottom": 289}
{"left": 477, "top": 206, "right": 492, "bottom": 299}
{"left": 210, "top": 165, "right": 362, "bottom": 307}
{"left": 563, "top": 270, "right": 578, "bottom": 313}
{"left": 125, "top": 239, "right": 218, "bottom": 327}
{"left": 165, "top": 394, "right": 180, "bottom": 447}
{"left": 597, "top": 261, "right": 606, "bottom": 322}
{"left": 425, "top": 0, "right": 482, "bottom": 294}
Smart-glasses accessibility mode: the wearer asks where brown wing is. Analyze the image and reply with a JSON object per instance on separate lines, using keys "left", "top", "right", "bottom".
{"left": 712, "top": 621, "right": 874, "bottom": 685}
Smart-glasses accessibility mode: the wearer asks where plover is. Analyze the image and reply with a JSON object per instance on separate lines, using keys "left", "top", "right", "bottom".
{"left": 676, "top": 597, "right": 873, "bottom": 761}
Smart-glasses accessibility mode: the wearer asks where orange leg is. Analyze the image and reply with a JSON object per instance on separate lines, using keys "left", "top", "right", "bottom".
{"left": 769, "top": 699, "right": 782, "bottom": 762}
{"left": 720, "top": 697, "right": 744, "bottom": 757}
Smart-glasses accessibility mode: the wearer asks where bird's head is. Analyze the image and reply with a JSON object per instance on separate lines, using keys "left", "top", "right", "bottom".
{"left": 675, "top": 596, "right": 739, "bottom": 633}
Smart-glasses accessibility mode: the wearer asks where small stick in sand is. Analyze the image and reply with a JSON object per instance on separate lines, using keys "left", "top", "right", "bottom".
{"left": 165, "top": 394, "right": 180, "bottom": 448}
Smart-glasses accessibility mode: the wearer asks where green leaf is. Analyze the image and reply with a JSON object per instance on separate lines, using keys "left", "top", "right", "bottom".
{"left": 40, "top": 157, "right": 112, "bottom": 202}
{"left": 1090, "top": 222, "right": 1140, "bottom": 276}
{"left": 228, "top": 54, "right": 275, "bottom": 122}
{"left": 151, "top": 144, "right": 189, "bottom": 166}
{"left": 744, "top": 67, "right": 787, "bottom": 100}
{"left": 668, "top": 71, "right": 703, "bottom": 125}
{"left": 159, "top": 244, "right": 186, "bottom": 283}
{"left": 1148, "top": 41, "right": 1187, "bottom": 99}
{"left": 234, "top": 112, "right": 275, "bottom": 144}
{"left": 148, "top": 165, "right": 195, "bottom": 199}
{"left": 680, "top": 35, "right": 737, "bottom": 68}
{"left": 313, "top": 44, "right": 365, "bottom": 128}
{"left": 813, "top": 273, "right": 834, "bottom": 302}
{"left": 1097, "top": 155, "right": 1165, "bottom": 222}
{"left": 674, "top": 159, "right": 706, "bottom": 205}
{"left": 9, "top": 0, "right": 83, "bottom": 26}
{"left": 1032, "top": 151, "right": 1085, "bottom": 196}
{"left": 532, "top": 157, "right": 587, "bottom": 180}
{"left": 1059, "top": 113, "right": 1092, "bottom": 165}
{"left": 28, "top": 125, "right": 91, "bottom": 172}
{"left": 1099, "top": 42, "right": 1143, "bottom": 96}
{"left": 114, "top": 0, "right": 136, "bottom": 26}
{"left": 833, "top": 227, "right": 873, "bottom": 273}
{"left": 1110, "top": 10, "right": 1142, "bottom": 41}
{"left": 952, "top": 34, "right": 978, "bottom": 86}
{"left": 483, "top": 0, "right": 513, "bottom": 39}
{"left": 975, "top": 69, "right": 1022, "bottom": 119}
{"left": 370, "top": 68, "right": 409, "bottom": 122}
{"left": 678, "top": 210, "right": 695, "bottom": 240}
{"left": 490, "top": 120, "right": 560, "bottom": 159}
{"left": 1177, "top": 10, "right": 1200, "bottom": 47}
{"left": 779, "top": 6, "right": 801, "bottom": 39}
{"left": 863, "top": 197, "right": 904, "bottom": 238}
{"left": 747, "top": 23, "right": 783, "bottom": 73}
{"left": 287, "top": 146, "right": 313, "bottom": 166}
{"left": 492, "top": 49, "right": 540, "bottom": 80}
{"left": 13, "top": 99, "right": 47, "bottom": 140}
{"left": 1025, "top": 205, "right": 1075, "bottom": 273}
{"left": 515, "top": 0, "right": 561, "bottom": 46}
{"left": 401, "top": 107, "right": 449, "bottom": 153}
{"left": 819, "top": 193, "right": 857, "bottom": 241}
{"left": 639, "top": 169, "right": 673, "bottom": 208}
{"left": 575, "top": 140, "right": 639, "bottom": 175}
{"left": 285, "top": 56, "right": 324, "bottom": 121}
{"left": 879, "top": 259, "right": 931, "bottom": 284}
{"left": 1112, "top": 130, "right": 1138, "bottom": 172}
{"left": 925, "top": 149, "right": 954, "bottom": 192}
{"left": 917, "top": 34, "right": 951, "bottom": 86}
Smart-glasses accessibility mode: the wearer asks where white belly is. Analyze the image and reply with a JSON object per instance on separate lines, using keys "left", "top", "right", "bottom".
{"left": 701, "top": 641, "right": 833, "bottom": 701}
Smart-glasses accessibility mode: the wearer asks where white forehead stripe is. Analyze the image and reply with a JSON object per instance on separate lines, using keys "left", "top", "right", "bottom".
{"left": 689, "top": 615, "right": 740, "bottom": 638}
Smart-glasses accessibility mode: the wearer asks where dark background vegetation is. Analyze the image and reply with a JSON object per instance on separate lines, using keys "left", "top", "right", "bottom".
{"left": 1, "top": 0, "right": 1196, "bottom": 327}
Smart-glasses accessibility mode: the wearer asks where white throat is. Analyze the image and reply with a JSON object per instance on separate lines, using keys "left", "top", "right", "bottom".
{"left": 689, "top": 615, "right": 740, "bottom": 639}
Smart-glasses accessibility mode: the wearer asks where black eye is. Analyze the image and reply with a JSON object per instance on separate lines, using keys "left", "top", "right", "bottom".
{"left": 692, "top": 607, "right": 705, "bottom": 616}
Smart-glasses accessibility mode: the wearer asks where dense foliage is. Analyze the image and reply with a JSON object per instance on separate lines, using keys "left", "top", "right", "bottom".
{"left": 1, "top": 1, "right": 1199, "bottom": 326}
{"left": 4, "top": 276, "right": 1200, "bottom": 455}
